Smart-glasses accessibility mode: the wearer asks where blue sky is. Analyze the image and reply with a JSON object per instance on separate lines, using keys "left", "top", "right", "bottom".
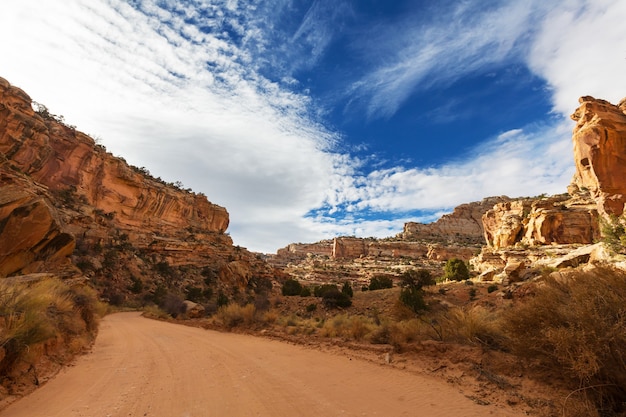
{"left": 2, "top": 0, "right": 626, "bottom": 253}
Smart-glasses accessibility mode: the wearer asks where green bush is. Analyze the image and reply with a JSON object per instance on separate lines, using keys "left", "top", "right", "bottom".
{"left": 600, "top": 214, "right": 626, "bottom": 253}
{"left": 369, "top": 276, "right": 393, "bottom": 291}
{"left": 487, "top": 284, "right": 498, "bottom": 293}
{"left": 314, "top": 284, "right": 339, "bottom": 297}
{"left": 300, "top": 286, "right": 311, "bottom": 297}
{"left": 400, "top": 269, "right": 435, "bottom": 290}
{"left": 281, "top": 279, "right": 303, "bottom": 296}
{"left": 341, "top": 282, "right": 353, "bottom": 298}
{"left": 443, "top": 258, "right": 470, "bottom": 281}
{"left": 322, "top": 288, "right": 352, "bottom": 308}
{"left": 399, "top": 287, "right": 426, "bottom": 314}
{"left": 306, "top": 303, "right": 317, "bottom": 312}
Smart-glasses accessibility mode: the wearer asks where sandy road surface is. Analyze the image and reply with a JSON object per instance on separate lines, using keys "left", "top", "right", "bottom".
{"left": 1, "top": 312, "right": 523, "bottom": 417}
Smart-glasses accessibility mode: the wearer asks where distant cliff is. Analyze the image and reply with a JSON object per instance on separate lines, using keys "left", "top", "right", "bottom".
{"left": 0, "top": 77, "right": 278, "bottom": 304}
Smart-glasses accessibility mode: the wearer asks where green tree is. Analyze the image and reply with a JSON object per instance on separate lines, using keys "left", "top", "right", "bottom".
{"left": 369, "top": 276, "right": 393, "bottom": 291}
{"left": 281, "top": 279, "right": 303, "bottom": 296}
{"left": 443, "top": 258, "right": 470, "bottom": 281}
{"left": 400, "top": 269, "right": 435, "bottom": 290}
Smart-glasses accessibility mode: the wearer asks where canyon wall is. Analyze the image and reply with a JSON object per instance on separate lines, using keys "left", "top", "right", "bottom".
{"left": 0, "top": 77, "right": 277, "bottom": 302}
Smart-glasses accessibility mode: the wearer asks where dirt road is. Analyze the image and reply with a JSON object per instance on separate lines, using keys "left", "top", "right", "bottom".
{"left": 1, "top": 312, "right": 523, "bottom": 417}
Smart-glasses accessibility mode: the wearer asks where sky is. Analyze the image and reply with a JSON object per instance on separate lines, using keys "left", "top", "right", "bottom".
{"left": 1, "top": 0, "right": 626, "bottom": 253}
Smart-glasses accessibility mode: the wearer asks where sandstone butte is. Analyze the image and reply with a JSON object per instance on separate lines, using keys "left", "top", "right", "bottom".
{"left": 0, "top": 76, "right": 278, "bottom": 293}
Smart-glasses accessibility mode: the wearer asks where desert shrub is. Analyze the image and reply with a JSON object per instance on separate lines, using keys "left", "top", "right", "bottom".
{"left": 314, "top": 284, "right": 339, "bottom": 297}
{"left": 369, "top": 324, "right": 391, "bottom": 344}
{"left": 321, "top": 288, "right": 352, "bottom": 308}
{"left": 217, "top": 291, "right": 229, "bottom": 307}
{"left": 399, "top": 287, "right": 427, "bottom": 314}
{"left": 155, "top": 261, "right": 175, "bottom": 277}
{"left": 341, "top": 282, "right": 353, "bottom": 298}
{"left": 143, "top": 304, "right": 170, "bottom": 320}
{"left": 216, "top": 304, "right": 256, "bottom": 329}
{"left": 443, "top": 258, "right": 470, "bottom": 281}
{"left": 503, "top": 268, "right": 626, "bottom": 414}
{"left": 253, "top": 293, "right": 271, "bottom": 312}
{"left": 184, "top": 285, "right": 203, "bottom": 302}
{"left": 319, "top": 314, "right": 373, "bottom": 340}
{"left": 468, "top": 287, "right": 477, "bottom": 300}
{"left": 600, "top": 214, "right": 626, "bottom": 253}
{"left": 306, "top": 303, "right": 317, "bottom": 312}
{"left": 128, "top": 276, "right": 144, "bottom": 294}
{"left": 161, "top": 292, "right": 185, "bottom": 318}
{"left": 300, "top": 286, "right": 311, "bottom": 297}
{"left": 281, "top": 279, "right": 302, "bottom": 296}
{"left": 400, "top": 269, "right": 435, "bottom": 289}
{"left": 369, "top": 276, "right": 393, "bottom": 291}
{"left": 487, "top": 284, "right": 498, "bottom": 293}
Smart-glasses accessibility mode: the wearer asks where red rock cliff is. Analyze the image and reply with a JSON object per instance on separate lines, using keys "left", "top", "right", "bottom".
{"left": 0, "top": 77, "right": 228, "bottom": 235}
{"left": 0, "top": 77, "right": 278, "bottom": 303}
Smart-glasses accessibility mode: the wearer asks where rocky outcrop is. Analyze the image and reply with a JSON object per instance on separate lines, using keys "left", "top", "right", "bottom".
{"left": 0, "top": 171, "right": 74, "bottom": 276}
{"left": 482, "top": 194, "right": 599, "bottom": 250}
{"left": 0, "top": 76, "right": 228, "bottom": 236}
{"left": 332, "top": 237, "right": 368, "bottom": 258}
{"left": 0, "top": 76, "right": 278, "bottom": 302}
{"left": 570, "top": 95, "right": 626, "bottom": 217}
{"left": 401, "top": 197, "right": 510, "bottom": 244}
{"left": 276, "top": 241, "right": 334, "bottom": 261}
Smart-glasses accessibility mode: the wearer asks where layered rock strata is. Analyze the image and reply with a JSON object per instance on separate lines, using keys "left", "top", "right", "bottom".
{"left": 0, "top": 77, "right": 277, "bottom": 300}
{"left": 401, "top": 196, "right": 510, "bottom": 244}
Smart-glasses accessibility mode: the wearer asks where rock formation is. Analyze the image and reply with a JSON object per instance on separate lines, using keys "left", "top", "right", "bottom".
{"left": 0, "top": 170, "right": 74, "bottom": 276}
{"left": 0, "top": 77, "right": 229, "bottom": 236}
{"left": 0, "top": 76, "right": 278, "bottom": 303}
{"left": 570, "top": 95, "right": 626, "bottom": 217}
{"left": 401, "top": 197, "right": 510, "bottom": 244}
{"left": 482, "top": 194, "right": 599, "bottom": 250}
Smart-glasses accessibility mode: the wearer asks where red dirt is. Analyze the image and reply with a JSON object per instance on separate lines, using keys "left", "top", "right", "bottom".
{"left": 1, "top": 312, "right": 525, "bottom": 417}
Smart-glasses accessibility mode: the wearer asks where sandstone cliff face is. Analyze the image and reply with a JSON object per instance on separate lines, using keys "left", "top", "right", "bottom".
{"left": 482, "top": 194, "right": 599, "bottom": 250}
{"left": 401, "top": 197, "right": 510, "bottom": 244}
{"left": 570, "top": 95, "right": 626, "bottom": 217}
{"left": 0, "top": 77, "right": 277, "bottom": 304}
{"left": 0, "top": 170, "right": 74, "bottom": 276}
{"left": 0, "top": 77, "right": 228, "bottom": 235}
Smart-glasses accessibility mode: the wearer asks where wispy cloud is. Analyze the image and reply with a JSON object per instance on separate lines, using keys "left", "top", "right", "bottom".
{"left": 1, "top": 0, "right": 624, "bottom": 253}
{"left": 348, "top": 0, "right": 549, "bottom": 118}
{"left": 323, "top": 122, "right": 573, "bottom": 217}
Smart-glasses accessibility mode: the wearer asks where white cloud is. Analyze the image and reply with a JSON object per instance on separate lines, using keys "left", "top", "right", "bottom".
{"left": 1, "top": 0, "right": 623, "bottom": 254}
{"left": 528, "top": 0, "right": 626, "bottom": 115}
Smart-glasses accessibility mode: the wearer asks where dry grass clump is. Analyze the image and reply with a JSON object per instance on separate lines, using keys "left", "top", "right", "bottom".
{"left": 215, "top": 303, "right": 257, "bottom": 329}
{"left": 319, "top": 314, "right": 376, "bottom": 340}
{"left": 503, "top": 268, "right": 626, "bottom": 416}
{"left": 0, "top": 278, "right": 103, "bottom": 374}
{"left": 442, "top": 306, "right": 506, "bottom": 348}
